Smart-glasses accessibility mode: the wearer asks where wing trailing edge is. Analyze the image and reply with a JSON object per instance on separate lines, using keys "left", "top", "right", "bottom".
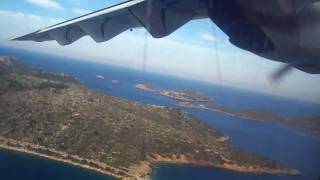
{"left": 12, "top": 0, "right": 203, "bottom": 45}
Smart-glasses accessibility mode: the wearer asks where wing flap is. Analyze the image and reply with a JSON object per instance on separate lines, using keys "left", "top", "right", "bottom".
{"left": 128, "top": 0, "right": 198, "bottom": 38}
{"left": 78, "top": 9, "right": 140, "bottom": 42}
{"left": 49, "top": 26, "right": 86, "bottom": 45}
{"left": 12, "top": 0, "right": 146, "bottom": 45}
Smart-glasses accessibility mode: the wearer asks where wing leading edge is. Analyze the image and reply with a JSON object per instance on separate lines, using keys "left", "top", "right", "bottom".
{"left": 12, "top": 0, "right": 320, "bottom": 75}
{"left": 12, "top": 0, "right": 205, "bottom": 45}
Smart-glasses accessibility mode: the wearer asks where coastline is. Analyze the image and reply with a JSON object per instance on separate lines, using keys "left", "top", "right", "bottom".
{"left": 135, "top": 84, "right": 157, "bottom": 92}
{"left": 0, "top": 137, "right": 300, "bottom": 180}
{"left": 178, "top": 102, "right": 320, "bottom": 133}
{"left": 135, "top": 83, "right": 211, "bottom": 102}
{"left": 145, "top": 154, "right": 300, "bottom": 176}
{"left": 0, "top": 145, "right": 118, "bottom": 178}
{"left": 0, "top": 137, "right": 129, "bottom": 180}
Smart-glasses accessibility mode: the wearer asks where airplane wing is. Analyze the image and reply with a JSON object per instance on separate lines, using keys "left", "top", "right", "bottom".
{"left": 12, "top": 0, "right": 320, "bottom": 76}
{"left": 12, "top": 0, "right": 206, "bottom": 45}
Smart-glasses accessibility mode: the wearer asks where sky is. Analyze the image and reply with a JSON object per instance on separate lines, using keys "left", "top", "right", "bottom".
{"left": 0, "top": 0, "right": 319, "bottom": 103}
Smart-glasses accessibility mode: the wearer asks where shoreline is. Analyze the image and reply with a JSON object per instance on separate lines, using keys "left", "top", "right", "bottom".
{"left": 0, "top": 137, "right": 300, "bottom": 180}
{"left": 0, "top": 138, "right": 131, "bottom": 179}
{"left": 0, "top": 56, "right": 306, "bottom": 180}
{"left": 0, "top": 145, "right": 118, "bottom": 178}
{"left": 178, "top": 102, "right": 320, "bottom": 133}
{"left": 145, "top": 154, "right": 300, "bottom": 176}
{"left": 135, "top": 83, "right": 211, "bottom": 102}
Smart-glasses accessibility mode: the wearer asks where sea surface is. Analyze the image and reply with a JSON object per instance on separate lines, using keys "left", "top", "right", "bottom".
{"left": 0, "top": 46, "right": 320, "bottom": 180}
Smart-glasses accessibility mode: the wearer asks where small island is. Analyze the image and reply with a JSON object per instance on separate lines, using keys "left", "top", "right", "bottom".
{"left": 96, "top": 75, "right": 105, "bottom": 80}
{"left": 136, "top": 83, "right": 320, "bottom": 134}
{"left": 112, "top": 80, "right": 119, "bottom": 84}
{"left": 135, "top": 83, "right": 211, "bottom": 102}
{"left": 0, "top": 57, "right": 300, "bottom": 179}
{"left": 135, "top": 83, "right": 158, "bottom": 92}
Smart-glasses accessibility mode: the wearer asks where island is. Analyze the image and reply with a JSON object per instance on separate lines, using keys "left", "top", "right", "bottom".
{"left": 135, "top": 83, "right": 320, "bottom": 134}
{"left": 135, "top": 83, "right": 159, "bottom": 92}
{"left": 96, "top": 75, "right": 105, "bottom": 80}
{"left": 0, "top": 56, "right": 300, "bottom": 179}
{"left": 135, "top": 83, "right": 211, "bottom": 102}
{"left": 112, "top": 80, "right": 119, "bottom": 84}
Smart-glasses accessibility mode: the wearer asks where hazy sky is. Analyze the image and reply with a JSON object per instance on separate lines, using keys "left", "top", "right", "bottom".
{"left": 0, "top": 0, "right": 319, "bottom": 103}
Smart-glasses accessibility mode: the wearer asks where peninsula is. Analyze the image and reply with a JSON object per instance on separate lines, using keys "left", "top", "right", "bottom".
{"left": 178, "top": 102, "right": 320, "bottom": 133}
{"left": 0, "top": 56, "right": 300, "bottom": 179}
{"left": 135, "top": 83, "right": 320, "bottom": 133}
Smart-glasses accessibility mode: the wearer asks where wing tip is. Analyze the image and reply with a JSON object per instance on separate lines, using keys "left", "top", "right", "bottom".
{"left": 10, "top": 30, "right": 41, "bottom": 41}
{"left": 10, "top": 36, "right": 22, "bottom": 41}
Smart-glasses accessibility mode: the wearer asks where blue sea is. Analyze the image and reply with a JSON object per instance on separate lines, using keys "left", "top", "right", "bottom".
{"left": 0, "top": 46, "right": 320, "bottom": 180}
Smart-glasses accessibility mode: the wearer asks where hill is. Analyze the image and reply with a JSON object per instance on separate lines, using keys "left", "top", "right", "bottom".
{"left": 0, "top": 56, "right": 299, "bottom": 179}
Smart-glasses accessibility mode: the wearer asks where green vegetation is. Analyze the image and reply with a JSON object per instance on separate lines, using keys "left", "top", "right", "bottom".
{"left": 0, "top": 56, "right": 299, "bottom": 178}
{"left": 0, "top": 76, "right": 19, "bottom": 91}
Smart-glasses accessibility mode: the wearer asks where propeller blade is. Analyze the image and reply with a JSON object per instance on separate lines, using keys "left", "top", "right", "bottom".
{"left": 268, "top": 63, "right": 293, "bottom": 85}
